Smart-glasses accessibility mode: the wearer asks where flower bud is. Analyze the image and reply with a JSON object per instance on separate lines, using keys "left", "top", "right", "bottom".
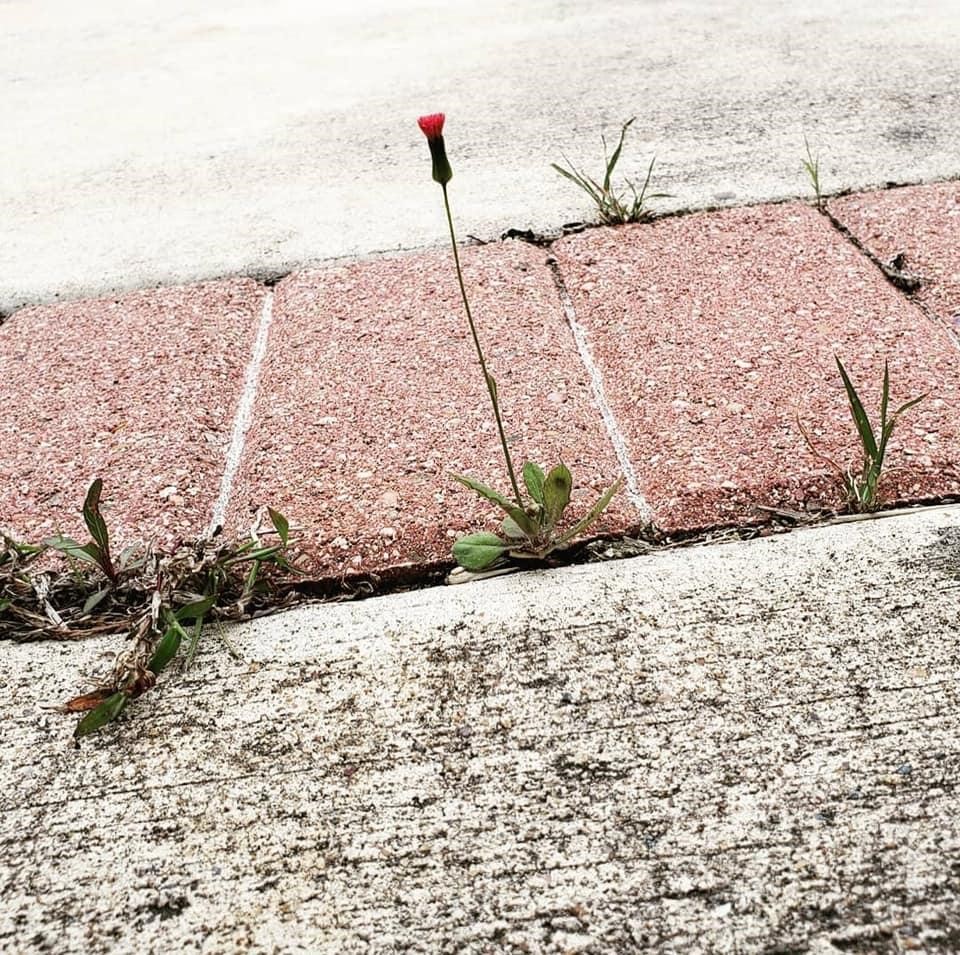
{"left": 417, "top": 113, "right": 453, "bottom": 186}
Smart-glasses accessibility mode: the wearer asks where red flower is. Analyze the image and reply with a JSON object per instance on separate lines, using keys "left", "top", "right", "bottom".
{"left": 417, "top": 113, "right": 445, "bottom": 141}
{"left": 417, "top": 113, "right": 452, "bottom": 186}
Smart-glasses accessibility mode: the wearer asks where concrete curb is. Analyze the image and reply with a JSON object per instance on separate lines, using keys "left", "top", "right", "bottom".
{"left": 3, "top": 505, "right": 959, "bottom": 952}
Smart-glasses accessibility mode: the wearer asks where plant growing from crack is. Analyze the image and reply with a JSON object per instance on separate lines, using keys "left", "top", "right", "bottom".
{"left": 551, "top": 117, "right": 667, "bottom": 225}
{"left": 417, "top": 113, "right": 623, "bottom": 572}
{"left": 802, "top": 135, "right": 825, "bottom": 211}
{"left": 2, "top": 479, "right": 296, "bottom": 737}
{"left": 799, "top": 357, "right": 925, "bottom": 512}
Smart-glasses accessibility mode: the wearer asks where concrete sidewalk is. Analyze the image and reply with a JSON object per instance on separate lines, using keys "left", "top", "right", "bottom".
{"left": 3, "top": 0, "right": 960, "bottom": 313}
{"left": 3, "top": 505, "right": 959, "bottom": 952}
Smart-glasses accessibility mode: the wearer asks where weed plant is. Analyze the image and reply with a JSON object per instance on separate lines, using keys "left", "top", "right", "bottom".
{"left": 552, "top": 117, "right": 667, "bottom": 225}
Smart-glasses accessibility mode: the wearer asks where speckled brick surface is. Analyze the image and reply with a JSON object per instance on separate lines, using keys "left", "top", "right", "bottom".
{"left": 0, "top": 280, "right": 264, "bottom": 546}
{"left": 553, "top": 202, "right": 960, "bottom": 532}
{"left": 829, "top": 181, "right": 960, "bottom": 335}
{"left": 6, "top": 196, "right": 958, "bottom": 572}
{"left": 228, "top": 242, "right": 635, "bottom": 577}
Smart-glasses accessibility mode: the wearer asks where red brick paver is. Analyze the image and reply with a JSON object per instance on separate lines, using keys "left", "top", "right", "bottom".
{"left": 0, "top": 280, "right": 265, "bottom": 546}
{"left": 553, "top": 202, "right": 960, "bottom": 532}
{"left": 830, "top": 181, "right": 960, "bottom": 334}
{"left": 6, "top": 190, "right": 958, "bottom": 579}
{"left": 227, "top": 243, "right": 633, "bottom": 577}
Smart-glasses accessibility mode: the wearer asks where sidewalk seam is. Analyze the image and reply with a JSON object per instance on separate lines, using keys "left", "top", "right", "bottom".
{"left": 822, "top": 205, "right": 960, "bottom": 354}
{"left": 207, "top": 290, "right": 275, "bottom": 535}
{"left": 547, "top": 260, "right": 653, "bottom": 522}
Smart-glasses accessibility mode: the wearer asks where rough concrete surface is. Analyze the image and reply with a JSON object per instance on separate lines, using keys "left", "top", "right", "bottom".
{"left": 3, "top": 0, "right": 960, "bottom": 311}
{"left": 3, "top": 506, "right": 959, "bottom": 953}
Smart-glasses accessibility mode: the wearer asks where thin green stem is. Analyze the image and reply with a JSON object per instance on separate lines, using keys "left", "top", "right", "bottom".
{"left": 441, "top": 184, "right": 523, "bottom": 507}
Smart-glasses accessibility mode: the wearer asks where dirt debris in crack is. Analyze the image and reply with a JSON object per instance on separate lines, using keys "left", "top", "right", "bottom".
{"left": 465, "top": 223, "right": 591, "bottom": 248}
{"left": 822, "top": 205, "right": 925, "bottom": 293}
{"left": 873, "top": 248, "right": 924, "bottom": 292}
{"left": 280, "top": 498, "right": 960, "bottom": 608}
{"left": 4, "top": 499, "right": 957, "bottom": 648}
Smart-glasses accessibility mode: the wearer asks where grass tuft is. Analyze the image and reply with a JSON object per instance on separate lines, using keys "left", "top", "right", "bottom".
{"left": 1, "top": 481, "right": 298, "bottom": 737}
{"left": 799, "top": 357, "right": 925, "bottom": 512}
{"left": 802, "top": 135, "right": 825, "bottom": 211}
{"left": 552, "top": 118, "right": 668, "bottom": 225}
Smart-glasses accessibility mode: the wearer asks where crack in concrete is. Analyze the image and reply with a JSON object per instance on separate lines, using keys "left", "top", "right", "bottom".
{"left": 2, "top": 177, "right": 956, "bottom": 320}
{"left": 820, "top": 202, "right": 960, "bottom": 355}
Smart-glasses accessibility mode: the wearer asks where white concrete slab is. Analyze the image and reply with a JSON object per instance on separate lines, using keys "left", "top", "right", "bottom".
{"left": 3, "top": 506, "right": 959, "bottom": 951}
{"left": 3, "top": 0, "right": 959, "bottom": 312}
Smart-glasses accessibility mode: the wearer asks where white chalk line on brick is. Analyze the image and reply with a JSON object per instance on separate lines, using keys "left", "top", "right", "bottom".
{"left": 551, "top": 270, "right": 652, "bottom": 522}
{"left": 208, "top": 290, "right": 275, "bottom": 536}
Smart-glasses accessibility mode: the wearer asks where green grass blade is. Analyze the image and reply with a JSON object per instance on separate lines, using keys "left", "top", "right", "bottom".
{"left": 241, "top": 560, "right": 261, "bottom": 603}
{"left": 835, "top": 357, "right": 878, "bottom": 460}
{"left": 185, "top": 617, "right": 205, "bottom": 669}
{"left": 148, "top": 624, "right": 183, "bottom": 674}
{"left": 879, "top": 361, "right": 890, "bottom": 429}
{"left": 82, "top": 479, "right": 109, "bottom": 555}
{"left": 175, "top": 595, "right": 217, "bottom": 622}
{"left": 82, "top": 587, "right": 110, "bottom": 615}
{"left": 603, "top": 117, "right": 635, "bottom": 194}
{"left": 74, "top": 691, "right": 128, "bottom": 738}
{"left": 43, "top": 535, "right": 100, "bottom": 565}
{"left": 802, "top": 135, "right": 821, "bottom": 199}
{"left": 522, "top": 462, "right": 546, "bottom": 507}
{"left": 267, "top": 507, "right": 289, "bottom": 546}
{"left": 877, "top": 392, "right": 927, "bottom": 466}
{"left": 636, "top": 156, "right": 657, "bottom": 206}
{"left": 892, "top": 394, "right": 927, "bottom": 418}
{"left": 223, "top": 545, "right": 282, "bottom": 566}
{"left": 583, "top": 172, "right": 608, "bottom": 199}
{"left": 551, "top": 162, "right": 603, "bottom": 204}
